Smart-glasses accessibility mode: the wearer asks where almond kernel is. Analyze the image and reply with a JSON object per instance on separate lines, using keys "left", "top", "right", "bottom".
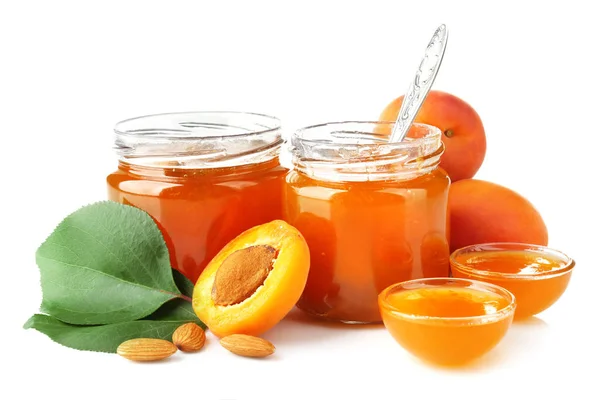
{"left": 172, "top": 323, "right": 206, "bottom": 352}
{"left": 220, "top": 334, "right": 275, "bottom": 358}
{"left": 117, "top": 338, "right": 177, "bottom": 362}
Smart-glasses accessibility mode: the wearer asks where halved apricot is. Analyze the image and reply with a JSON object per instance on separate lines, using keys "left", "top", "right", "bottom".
{"left": 192, "top": 220, "right": 310, "bottom": 337}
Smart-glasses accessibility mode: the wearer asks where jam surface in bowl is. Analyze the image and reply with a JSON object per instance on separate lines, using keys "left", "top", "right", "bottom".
{"left": 450, "top": 243, "right": 575, "bottom": 319}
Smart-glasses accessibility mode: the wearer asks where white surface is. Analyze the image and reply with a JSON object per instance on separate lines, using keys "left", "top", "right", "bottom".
{"left": 2, "top": 1, "right": 598, "bottom": 399}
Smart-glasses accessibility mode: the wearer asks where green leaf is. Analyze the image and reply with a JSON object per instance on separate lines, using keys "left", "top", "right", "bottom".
{"left": 36, "top": 201, "right": 183, "bottom": 325}
{"left": 172, "top": 268, "right": 195, "bottom": 298}
{"left": 24, "top": 299, "right": 205, "bottom": 353}
{"left": 143, "top": 296, "right": 203, "bottom": 325}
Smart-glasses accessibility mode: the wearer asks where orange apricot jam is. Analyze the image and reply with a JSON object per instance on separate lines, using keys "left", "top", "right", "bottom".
{"left": 450, "top": 243, "right": 575, "bottom": 319}
{"left": 379, "top": 278, "right": 516, "bottom": 366}
{"left": 107, "top": 112, "right": 285, "bottom": 282}
{"left": 281, "top": 122, "right": 451, "bottom": 323}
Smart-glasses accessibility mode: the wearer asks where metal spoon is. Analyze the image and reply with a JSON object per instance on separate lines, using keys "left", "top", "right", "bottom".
{"left": 389, "top": 24, "right": 449, "bottom": 142}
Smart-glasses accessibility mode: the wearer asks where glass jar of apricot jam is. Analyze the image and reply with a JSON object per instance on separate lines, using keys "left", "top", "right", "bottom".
{"left": 281, "top": 121, "right": 451, "bottom": 323}
{"left": 107, "top": 112, "right": 286, "bottom": 283}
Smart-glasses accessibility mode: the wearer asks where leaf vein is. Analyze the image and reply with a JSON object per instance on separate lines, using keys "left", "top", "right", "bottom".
{"left": 38, "top": 254, "right": 180, "bottom": 299}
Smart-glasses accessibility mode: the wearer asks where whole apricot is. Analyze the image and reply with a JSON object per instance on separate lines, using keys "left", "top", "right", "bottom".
{"left": 379, "top": 90, "right": 486, "bottom": 182}
{"left": 449, "top": 179, "right": 548, "bottom": 252}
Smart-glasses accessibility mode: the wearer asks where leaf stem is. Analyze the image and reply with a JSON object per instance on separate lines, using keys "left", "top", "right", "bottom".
{"left": 179, "top": 294, "right": 192, "bottom": 303}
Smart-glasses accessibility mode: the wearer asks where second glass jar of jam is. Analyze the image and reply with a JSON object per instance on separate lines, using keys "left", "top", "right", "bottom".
{"left": 107, "top": 112, "right": 285, "bottom": 282}
{"left": 280, "top": 121, "right": 450, "bottom": 323}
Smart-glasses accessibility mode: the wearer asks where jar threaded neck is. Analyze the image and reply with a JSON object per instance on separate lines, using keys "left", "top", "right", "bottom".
{"left": 114, "top": 111, "right": 282, "bottom": 169}
{"left": 279, "top": 121, "right": 443, "bottom": 182}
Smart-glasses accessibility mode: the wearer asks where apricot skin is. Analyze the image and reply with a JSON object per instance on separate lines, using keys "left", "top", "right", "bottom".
{"left": 192, "top": 220, "right": 310, "bottom": 338}
{"left": 379, "top": 90, "right": 486, "bottom": 182}
{"left": 449, "top": 179, "right": 548, "bottom": 252}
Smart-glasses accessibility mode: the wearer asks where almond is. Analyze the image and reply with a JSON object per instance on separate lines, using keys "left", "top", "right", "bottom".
{"left": 220, "top": 334, "right": 275, "bottom": 358}
{"left": 117, "top": 338, "right": 177, "bottom": 362}
{"left": 172, "top": 323, "right": 206, "bottom": 352}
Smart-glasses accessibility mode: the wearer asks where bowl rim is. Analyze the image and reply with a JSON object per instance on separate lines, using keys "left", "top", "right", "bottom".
{"left": 378, "top": 277, "right": 516, "bottom": 325}
{"left": 449, "top": 242, "right": 575, "bottom": 280}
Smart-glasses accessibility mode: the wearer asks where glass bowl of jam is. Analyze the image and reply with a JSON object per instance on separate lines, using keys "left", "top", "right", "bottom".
{"left": 450, "top": 243, "right": 575, "bottom": 319}
{"left": 378, "top": 278, "right": 516, "bottom": 366}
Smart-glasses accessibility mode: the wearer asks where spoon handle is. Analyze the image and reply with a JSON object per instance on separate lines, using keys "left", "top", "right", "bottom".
{"left": 389, "top": 24, "right": 449, "bottom": 142}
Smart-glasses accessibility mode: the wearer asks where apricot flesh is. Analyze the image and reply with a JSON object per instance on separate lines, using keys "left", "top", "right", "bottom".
{"left": 379, "top": 90, "right": 486, "bottom": 182}
{"left": 192, "top": 220, "right": 310, "bottom": 337}
{"left": 449, "top": 179, "right": 548, "bottom": 252}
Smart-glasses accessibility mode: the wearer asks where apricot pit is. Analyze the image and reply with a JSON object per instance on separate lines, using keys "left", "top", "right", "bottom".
{"left": 212, "top": 245, "right": 276, "bottom": 306}
{"left": 193, "top": 220, "right": 310, "bottom": 337}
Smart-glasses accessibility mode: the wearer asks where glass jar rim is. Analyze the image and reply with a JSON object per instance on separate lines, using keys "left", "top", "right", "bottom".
{"left": 115, "top": 111, "right": 282, "bottom": 139}
{"left": 292, "top": 120, "right": 440, "bottom": 149}
{"left": 114, "top": 111, "right": 283, "bottom": 169}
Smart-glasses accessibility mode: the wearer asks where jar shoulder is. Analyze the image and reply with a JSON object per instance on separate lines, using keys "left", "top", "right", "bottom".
{"left": 107, "top": 164, "right": 286, "bottom": 197}
{"left": 285, "top": 168, "right": 450, "bottom": 191}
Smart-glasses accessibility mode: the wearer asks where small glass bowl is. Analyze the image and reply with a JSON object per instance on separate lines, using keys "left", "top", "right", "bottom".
{"left": 378, "top": 278, "right": 516, "bottom": 366}
{"left": 450, "top": 243, "right": 575, "bottom": 319}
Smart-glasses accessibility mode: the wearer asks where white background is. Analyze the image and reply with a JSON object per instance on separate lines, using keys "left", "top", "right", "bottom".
{"left": 2, "top": 1, "right": 599, "bottom": 399}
